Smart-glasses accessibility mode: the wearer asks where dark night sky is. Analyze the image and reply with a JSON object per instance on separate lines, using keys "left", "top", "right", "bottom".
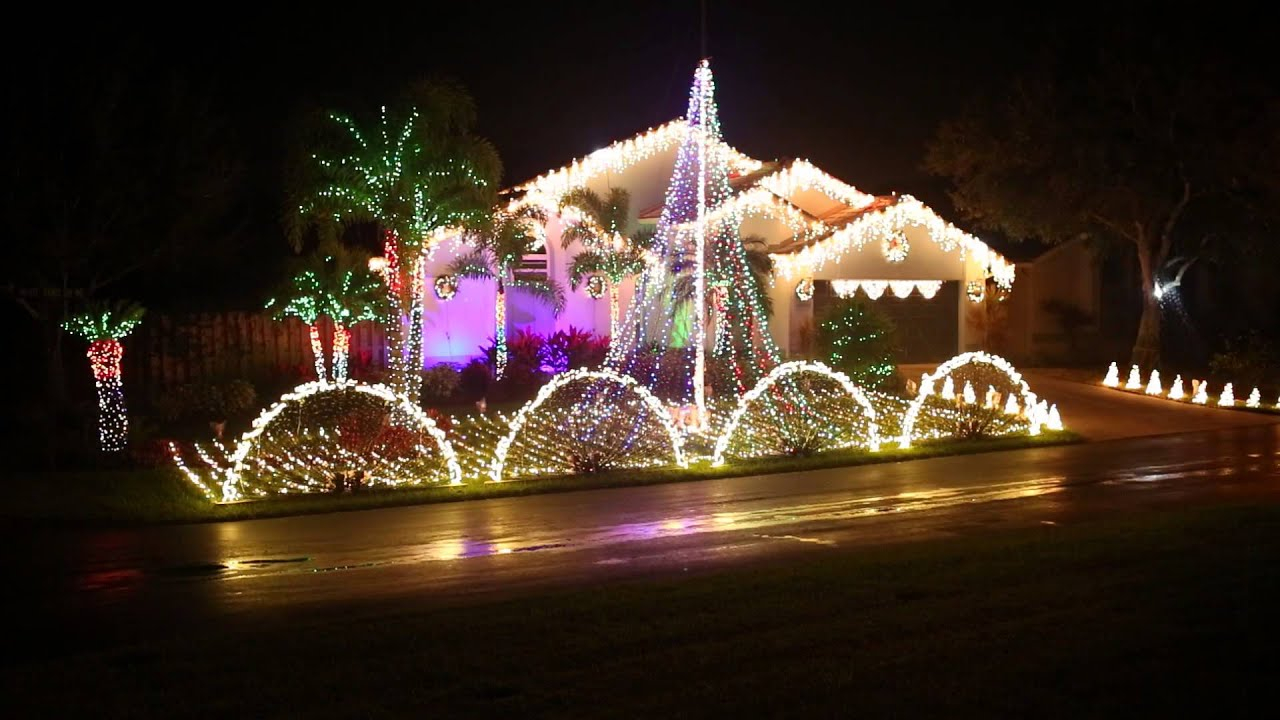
{"left": 7, "top": 1, "right": 1261, "bottom": 307}
{"left": 34, "top": 2, "right": 1071, "bottom": 205}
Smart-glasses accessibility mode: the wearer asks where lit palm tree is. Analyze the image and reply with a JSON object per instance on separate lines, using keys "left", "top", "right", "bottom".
{"left": 449, "top": 204, "right": 564, "bottom": 379}
{"left": 267, "top": 262, "right": 331, "bottom": 382}
{"left": 671, "top": 233, "right": 776, "bottom": 327}
{"left": 287, "top": 81, "right": 501, "bottom": 404}
{"left": 558, "top": 188, "right": 653, "bottom": 340}
{"left": 325, "top": 261, "right": 388, "bottom": 382}
{"left": 63, "top": 300, "right": 145, "bottom": 452}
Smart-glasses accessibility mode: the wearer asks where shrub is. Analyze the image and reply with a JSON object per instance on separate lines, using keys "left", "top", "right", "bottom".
{"left": 458, "top": 359, "right": 493, "bottom": 402}
{"left": 420, "top": 364, "right": 461, "bottom": 402}
{"left": 816, "top": 297, "right": 898, "bottom": 388}
{"left": 541, "top": 326, "right": 609, "bottom": 373}
{"left": 156, "top": 379, "right": 258, "bottom": 423}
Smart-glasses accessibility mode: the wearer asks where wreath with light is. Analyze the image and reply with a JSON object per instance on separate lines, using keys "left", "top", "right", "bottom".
{"left": 966, "top": 280, "right": 985, "bottom": 303}
{"left": 883, "top": 234, "right": 909, "bottom": 263}
{"left": 795, "top": 278, "right": 814, "bottom": 302}
{"left": 434, "top": 275, "right": 458, "bottom": 301}
{"left": 585, "top": 275, "right": 607, "bottom": 299}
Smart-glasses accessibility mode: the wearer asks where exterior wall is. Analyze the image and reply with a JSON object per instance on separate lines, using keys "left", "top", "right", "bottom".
{"left": 1004, "top": 240, "right": 1101, "bottom": 364}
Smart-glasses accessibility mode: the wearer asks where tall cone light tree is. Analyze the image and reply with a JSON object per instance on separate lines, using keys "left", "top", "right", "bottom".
{"left": 288, "top": 81, "right": 500, "bottom": 404}
{"left": 608, "top": 60, "right": 779, "bottom": 418}
{"left": 63, "top": 301, "right": 145, "bottom": 452}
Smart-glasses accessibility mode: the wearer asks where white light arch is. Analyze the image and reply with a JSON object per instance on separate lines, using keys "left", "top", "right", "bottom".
{"left": 898, "top": 352, "right": 1046, "bottom": 448}
{"left": 489, "top": 368, "right": 687, "bottom": 482}
{"left": 712, "top": 360, "right": 881, "bottom": 466}
{"left": 224, "top": 380, "right": 462, "bottom": 502}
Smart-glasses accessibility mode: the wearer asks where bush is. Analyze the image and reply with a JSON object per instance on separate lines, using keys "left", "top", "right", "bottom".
{"left": 420, "top": 364, "right": 461, "bottom": 402}
{"left": 541, "top": 327, "right": 609, "bottom": 372}
{"left": 816, "top": 297, "right": 898, "bottom": 389}
{"left": 458, "top": 359, "right": 493, "bottom": 402}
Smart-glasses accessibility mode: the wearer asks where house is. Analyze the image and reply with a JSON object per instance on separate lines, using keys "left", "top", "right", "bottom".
{"left": 1000, "top": 237, "right": 1104, "bottom": 364}
{"left": 419, "top": 119, "right": 1016, "bottom": 367}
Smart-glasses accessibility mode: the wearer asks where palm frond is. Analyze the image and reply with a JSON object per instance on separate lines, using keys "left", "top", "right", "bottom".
{"left": 449, "top": 250, "right": 497, "bottom": 281}
{"left": 63, "top": 300, "right": 146, "bottom": 341}
{"left": 508, "top": 276, "right": 566, "bottom": 315}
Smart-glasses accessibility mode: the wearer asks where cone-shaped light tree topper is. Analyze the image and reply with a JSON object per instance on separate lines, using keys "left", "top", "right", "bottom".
{"left": 607, "top": 59, "right": 779, "bottom": 420}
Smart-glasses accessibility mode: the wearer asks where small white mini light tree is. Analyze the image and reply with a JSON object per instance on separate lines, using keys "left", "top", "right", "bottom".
{"left": 1102, "top": 362, "right": 1120, "bottom": 387}
{"left": 1125, "top": 365, "right": 1143, "bottom": 389}
{"left": 1218, "top": 383, "right": 1236, "bottom": 407}
{"left": 1145, "top": 369, "right": 1162, "bottom": 395}
{"left": 1168, "top": 375, "right": 1185, "bottom": 400}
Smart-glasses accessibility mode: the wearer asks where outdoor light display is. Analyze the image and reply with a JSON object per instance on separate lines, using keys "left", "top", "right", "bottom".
{"left": 585, "top": 274, "right": 607, "bottom": 299}
{"left": 795, "top": 277, "right": 814, "bottom": 301}
{"left": 962, "top": 380, "right": 977, "bottom": 405}
{"left": 63, "top": 302, "right": 144, "bottom": 452}
{"left": 1246, "top": 387, "right": 1261, "bottom": 408}
{"left": 267, "top": 270, "right": 330, "bottom": 381}
{"left": 181, "top": 380, "right": 466, "bottom": 502}
{"left": 711, "top": 361, "right": 882, "bottom": 465}
{"left": 1218, "top": 383, "right": 1235, "bottom": 407}
{"left": 434, "top": 274, "right": 458, "bottom": 301}
{"left": 1125, "top": 365, "right": 1143, "bottom": 389}
{"left": 1004, "top": 393, "right": 1020, "bottom": 415}
{"left": 1168, "top": 375, "right": 1185, "bottom": 399}
{"left": 268, "top": 259, "right": 385, "bottom": 383}
{"left": 899, "top": 352, "right": 1053, "bottom": 448}
{"left": 883, "top": 234, "right": 909, "bottom": 263}
{"left": 488, "top": 368, "right": 687, "bottom": 482}
{"left": 966, "top": 280, "right": 986, "bottom": 304}
{"left": 1145, "top": 369, "right": 1163, "bottom": 395}
{"left": 1192, "top": 381, "right": 1209, "bottom": 404}
{"left": 607, "top": 59, "right": 780, "bottom": 416}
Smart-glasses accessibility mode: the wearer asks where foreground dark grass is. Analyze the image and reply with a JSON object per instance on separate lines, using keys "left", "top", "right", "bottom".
{"left": 4, "top": 431, "right": 1078, "bottom": 526}
{"left": 9, "top": 502, "right": 1279, "bottom": 717}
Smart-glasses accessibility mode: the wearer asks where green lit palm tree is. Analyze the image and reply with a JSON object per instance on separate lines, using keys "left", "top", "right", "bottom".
{"left": 287, "top": 81, "right": 502, "bottom": 403}
{"left": 449, "top": 204, "right": 565, "bottom": 379}
{"left": 62, "top": 300, "right": 146, "bottom": 452}
{"left": 558, "top": 188, "right": 654, "bottom": 340}
{"left": 266, "top": 259, "right": 334, "bottom": 382}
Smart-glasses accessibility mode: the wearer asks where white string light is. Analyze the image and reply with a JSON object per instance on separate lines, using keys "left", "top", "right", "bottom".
{"left": 899, "top": 352, "right": 1053, "bottom": 448}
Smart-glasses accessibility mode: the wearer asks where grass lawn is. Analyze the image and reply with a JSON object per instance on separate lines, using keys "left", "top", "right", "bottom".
{"left": 9, "top": 501, "right": 1278, "bottom": 717}
{"left": 3, "top": 431, "right": 1078, "bottom": 526}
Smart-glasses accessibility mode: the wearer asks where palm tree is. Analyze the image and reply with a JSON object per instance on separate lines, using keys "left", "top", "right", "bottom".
{"left": 671, "top": 234, "right": 776, "bottom": 346}
{"left": 325, "top": 262, "right": 388, "bottom": 382}
{"left": 62, "top": 300, "right": 145, "bottom": 452}
{"left": 449, "top": 204, "right": 564, "bottom": 379}
{"left": 558, "top": 188, "right": 653, "bottom": 340}
{"left": 287, "top": 80, "right": 501, "bottom": 405}
{"left": 266, "top": 263, "right": 331, "bottom": 382}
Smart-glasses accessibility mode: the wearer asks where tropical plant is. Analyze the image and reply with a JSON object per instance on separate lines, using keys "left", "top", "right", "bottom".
{"left": 450, "top": 204, "right": 564, "bottom": 379}
{"left": 266, "top": 260, "right": 332, "bottom": 382}
{"left": 62, "top": 300, "right": 146, "bottom": 452}
{"left": 558, "top": 188, "right": 652, "bottom": 340}
{"left": 287, "top": 80, "right": 501, "bottom": 404}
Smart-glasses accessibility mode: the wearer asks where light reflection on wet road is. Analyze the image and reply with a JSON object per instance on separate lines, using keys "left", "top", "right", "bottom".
{"left": 15, "top": 423, "right": 1279, "bottom": 650}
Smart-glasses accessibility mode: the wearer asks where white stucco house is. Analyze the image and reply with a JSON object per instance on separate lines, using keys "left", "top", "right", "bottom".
{"left": 419, "top": 119, "right": 1016, "bottom": 366}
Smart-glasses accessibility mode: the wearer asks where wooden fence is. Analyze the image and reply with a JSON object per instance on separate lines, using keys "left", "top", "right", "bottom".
{"left": 124, "top": 312, "right": 388, "bottom": 395}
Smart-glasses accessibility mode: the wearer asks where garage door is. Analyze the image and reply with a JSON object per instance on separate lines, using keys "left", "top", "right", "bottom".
{"left": 814, "top": 281, "right": 959, "bottom": 363}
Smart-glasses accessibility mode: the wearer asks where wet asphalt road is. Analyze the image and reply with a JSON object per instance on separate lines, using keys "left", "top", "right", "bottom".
{"left": 17, "top": 419, "right": 1280, "bottom": 657}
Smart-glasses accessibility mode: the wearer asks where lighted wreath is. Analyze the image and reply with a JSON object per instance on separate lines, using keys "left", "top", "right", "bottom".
{"left": 585, "top": 275, "right": 607, "bottom": 299}
{"left": 966, "top": 280, "right": 985, "bottom": 303}
{"left": 795, "top": 278, "right": 814, "bottom": 302}
{"left": 434, "top": 275, "right": 458, "bottom": 301}
{"left": 883, "top": 234, "right": 909, "bottom": 263}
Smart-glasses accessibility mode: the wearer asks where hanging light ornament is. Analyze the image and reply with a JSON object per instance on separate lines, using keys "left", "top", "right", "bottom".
{"left": 889, "top": 280, "right": 916, "bottom": 299}
{"left": 966, "top": 280, "right": 986, "bottom": 304}
{"left": 434, "top": 274, "right": 458, "bottom": 301}
{"left": 882, "top": 234, "right": 909, "bottom": 263}
{"left": 916, "top": 280, "right": 942, "bottom": 299}
{"left": 831, "top": 280, "right": 859, "bottom": 298}
{"left": 860, "top": 280, "right": 888, "bottom": 300}
{"left": 795, "top": 277, "right": 814, "bottom": 302}
{"left": 585, "top": 274, "right": 608, "bottom": 299}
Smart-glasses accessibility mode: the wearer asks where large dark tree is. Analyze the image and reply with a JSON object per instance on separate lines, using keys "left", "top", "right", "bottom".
{"left": 925, "top": 26, "right": 1278, "bottom": 367}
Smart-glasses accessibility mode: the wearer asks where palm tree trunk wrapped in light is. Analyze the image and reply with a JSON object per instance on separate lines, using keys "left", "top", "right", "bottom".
{"left": 63, "top": 301, "right": 145, "bottom": 452}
